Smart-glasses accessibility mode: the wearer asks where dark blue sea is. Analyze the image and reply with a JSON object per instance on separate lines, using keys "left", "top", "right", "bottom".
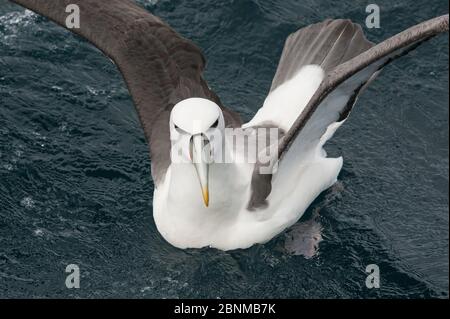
{"left": 0, "top": 0, "right": 448, "bottom": 298}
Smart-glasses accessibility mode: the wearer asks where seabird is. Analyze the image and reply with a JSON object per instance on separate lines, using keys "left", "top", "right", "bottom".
{"left": 9, "top": 0, "right": 449, "bottom": 250}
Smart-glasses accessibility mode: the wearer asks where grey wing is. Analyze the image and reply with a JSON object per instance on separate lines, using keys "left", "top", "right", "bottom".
{"left": 248, "top": 14, "right": 449, "bottom": 210}
{"left": 10, "top": 0, "right": 242, "bottom": 185}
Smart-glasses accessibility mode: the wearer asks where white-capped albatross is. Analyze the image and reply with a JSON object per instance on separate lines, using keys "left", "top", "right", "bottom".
{"left": 9, "top": 0, "right": 449, "bottom": 250}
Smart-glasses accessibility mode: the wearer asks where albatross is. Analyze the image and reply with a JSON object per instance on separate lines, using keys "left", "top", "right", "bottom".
{"left": 9, "top": 0, "right": 449, "bottom": 250}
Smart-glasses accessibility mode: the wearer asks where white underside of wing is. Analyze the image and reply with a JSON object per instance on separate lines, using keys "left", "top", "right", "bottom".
{"left": 243, "top": 65, "right": 325, "bottom": 132}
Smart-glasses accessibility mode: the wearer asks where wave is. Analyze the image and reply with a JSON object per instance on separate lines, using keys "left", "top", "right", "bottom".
{"left": 0, "top": 9, "right": 36, "bottom": 42}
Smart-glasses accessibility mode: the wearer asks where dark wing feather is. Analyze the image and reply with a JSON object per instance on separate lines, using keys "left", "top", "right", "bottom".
{"left": 270, "top": 19, "right": 374, "bottom": 93}
{"left": 10, "top": 0, "right": 242, "bottom": 185}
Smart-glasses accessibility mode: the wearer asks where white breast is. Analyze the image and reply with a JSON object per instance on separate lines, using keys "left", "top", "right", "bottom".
{"left": 153, "top": 125, "right": 343, "bottom": 251}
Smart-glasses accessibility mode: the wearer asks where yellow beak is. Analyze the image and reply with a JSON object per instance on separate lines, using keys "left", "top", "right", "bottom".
{"left": 202, "top": 188, "right": 209, "bottom": 207}
{"left": 192, "top": 134, "right": 210, "bottom": 208}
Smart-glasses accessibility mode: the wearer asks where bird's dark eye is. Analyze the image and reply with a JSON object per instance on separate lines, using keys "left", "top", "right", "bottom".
{"left": 174, "top": 124, "right": 188, "bottom": 134}
{"left": 211, "top": 119, "right": 219, "bottom": 128}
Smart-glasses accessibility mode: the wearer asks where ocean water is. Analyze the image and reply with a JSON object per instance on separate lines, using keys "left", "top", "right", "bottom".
{"left": 0, "top": 0, "right": 448, "bottom": 298}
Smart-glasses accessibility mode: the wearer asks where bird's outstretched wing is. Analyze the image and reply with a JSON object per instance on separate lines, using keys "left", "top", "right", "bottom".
{"left": 10, "top": 0, "right": 242, "bottom": 185}
{"left": 247, "top": 14, "right": 449, "bottom": 209}
{"left": 278, "top": 14, "right": 448, "bottom": 162}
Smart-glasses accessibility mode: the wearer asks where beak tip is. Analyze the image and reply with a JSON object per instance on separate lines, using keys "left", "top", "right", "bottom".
{"left": 203, "top": 189, "right": 209, "bottom": 208}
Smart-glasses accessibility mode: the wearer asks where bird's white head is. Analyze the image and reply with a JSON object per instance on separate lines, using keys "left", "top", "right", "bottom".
{"left": 169, "top": 98, "right": 225, "bottom": 207}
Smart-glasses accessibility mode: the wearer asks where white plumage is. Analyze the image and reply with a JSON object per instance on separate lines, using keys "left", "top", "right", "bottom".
{"left": 154, "top": 66, "right": 343, "bottom": 250}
